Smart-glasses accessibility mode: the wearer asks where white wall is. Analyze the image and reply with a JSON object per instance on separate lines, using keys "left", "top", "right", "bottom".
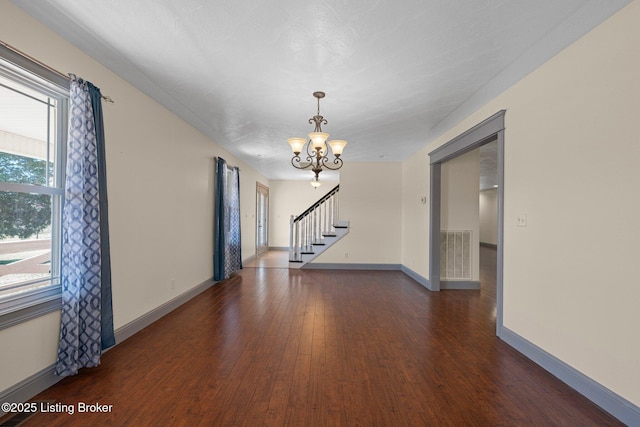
{"left": 402, "top": 0, "right": 640, "bottom": 406}
{"left": 269, "top": 179, "right": 339, "bottom": 248}
{"left": 0, "top": 2, "right": 268, "bottom": 394}
{"left": 441, "top": 149, "right": 480, "bottom": 281}
{"left": 314, "top": 162, "right": 402, "bottom": 264}
{"left": 479, "top": 188, "right": 498, "bottom": 245}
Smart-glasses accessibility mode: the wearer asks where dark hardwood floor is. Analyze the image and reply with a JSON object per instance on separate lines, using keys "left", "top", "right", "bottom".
{"left": 1, "top": 247, "right": 622, "bottom": 426}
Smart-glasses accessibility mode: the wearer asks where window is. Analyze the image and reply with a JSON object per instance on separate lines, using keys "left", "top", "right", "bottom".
{"left": 0, "top": 48, "right": 69, "bottom": 329}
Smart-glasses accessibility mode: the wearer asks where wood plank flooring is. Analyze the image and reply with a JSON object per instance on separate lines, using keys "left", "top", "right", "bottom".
{"left": 1, "top": 248, "right": 622, "bottom": 426}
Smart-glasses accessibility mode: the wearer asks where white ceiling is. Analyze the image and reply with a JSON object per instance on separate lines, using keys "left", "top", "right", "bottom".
{"left": 11, "top": 0, "right": 629, "bottom": 182}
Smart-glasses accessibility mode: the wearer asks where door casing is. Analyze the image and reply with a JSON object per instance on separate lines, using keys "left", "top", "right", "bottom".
{"left": 428, "top": 110, "right": 505, "bottom": 336}
{"left": 256, "top": 183, "right": 269, "bottom": 256}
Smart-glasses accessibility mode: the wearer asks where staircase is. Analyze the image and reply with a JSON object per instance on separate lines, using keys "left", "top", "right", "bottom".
{"left": 289, "top": 185, "right": 349, "bottom": 268}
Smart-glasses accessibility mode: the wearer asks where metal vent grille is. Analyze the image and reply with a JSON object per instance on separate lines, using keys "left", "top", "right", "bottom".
{"left": 440, "top": 230, "right": 472, "bottom": 280}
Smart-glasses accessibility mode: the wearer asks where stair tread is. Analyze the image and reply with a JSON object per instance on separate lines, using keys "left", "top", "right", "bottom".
{"left": 289, "top": 214, "right": 349, "bottom": 268}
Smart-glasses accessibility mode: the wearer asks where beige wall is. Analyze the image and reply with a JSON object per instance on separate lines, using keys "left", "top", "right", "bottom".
{"left": 479, "top": 188, "right": 498, "bottom": 245}
{"left": 269, "top": 179, "right": 339, "bottom": 248}
{"left": 402, "top": 0, "right": 640, "bottom": 406}
{"left": 315, "top": 162, "right": 402, "bottom": 264}
{"left": 400, "top": 150, "right": 430, "bottom": 275}
{"left": 0, "top": 2, "right": 268, "bottom": 393}
{"left": 3, "top": 0, "right": 640, "bottom": 413}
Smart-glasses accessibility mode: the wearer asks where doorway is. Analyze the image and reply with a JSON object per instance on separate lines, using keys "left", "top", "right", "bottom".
{"left": 428, "top": 110, "right": 505, "bottom": 336}
{"left": 256, "top": 183, "right": 269, "bottom": 256}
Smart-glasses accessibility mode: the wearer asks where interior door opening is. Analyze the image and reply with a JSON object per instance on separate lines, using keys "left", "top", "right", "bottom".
{"left": 256, "top": 183, "right": 269, "bottom": 256}
{"left": 428, "top": 110, "right": 505, "bottom": 336}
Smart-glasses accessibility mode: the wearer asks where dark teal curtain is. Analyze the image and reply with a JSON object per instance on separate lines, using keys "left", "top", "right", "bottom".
{"left": 214, "top": 157, "right": 242, "bottom": 281}
{"left": 56, "top": 77, "right": 114, "bottom": 377}
{"left": 88, "top": 82, "right": 115, "bottom": 350}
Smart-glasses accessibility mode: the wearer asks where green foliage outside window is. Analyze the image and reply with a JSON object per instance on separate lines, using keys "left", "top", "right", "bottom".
{"left": 0, "top": 152, "right": 52, "bottom": 239}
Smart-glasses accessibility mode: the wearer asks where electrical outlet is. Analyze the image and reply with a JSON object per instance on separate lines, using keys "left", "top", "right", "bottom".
{"left": 345, "top": 252, "right": 349, "bottom": 258}
{"left": 170, "top": 279, "right": 175, "bottom": 290}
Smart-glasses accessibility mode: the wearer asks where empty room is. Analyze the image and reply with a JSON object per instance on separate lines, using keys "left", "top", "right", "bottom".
{"left": 1, "top": 1, "right": 639, "bottom": 425}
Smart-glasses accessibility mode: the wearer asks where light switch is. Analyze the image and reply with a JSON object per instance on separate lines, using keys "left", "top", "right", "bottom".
{"left": 517, "top": 214, "right": 527, "bottom": 227}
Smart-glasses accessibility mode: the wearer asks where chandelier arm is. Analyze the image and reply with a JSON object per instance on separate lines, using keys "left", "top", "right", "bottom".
{"left": 305, "top": 140, "right": 317, "bottom": 158}
{"left": 309, "top": 116, "right": 328, "bottom": 132}
{"left": 319, "top": 156, "right": 344, "bottom": 171}
{"left": 291, "top": 155, "right": 314, "bottom": 170}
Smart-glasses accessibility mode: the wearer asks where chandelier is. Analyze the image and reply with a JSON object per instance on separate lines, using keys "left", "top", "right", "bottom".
{"left": 287, "top": 91, "right": 347, "bottom": 188}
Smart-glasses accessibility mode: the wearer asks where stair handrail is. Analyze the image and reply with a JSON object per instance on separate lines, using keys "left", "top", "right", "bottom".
{"left": 293, "top": 184, "right": 339, "bottom": 223}
{"left": 289, "top": 184, "right": 340, "bottom": 262}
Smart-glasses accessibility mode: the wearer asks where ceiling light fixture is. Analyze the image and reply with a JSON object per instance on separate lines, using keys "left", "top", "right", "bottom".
{"left": 288, "top": 91, "right": 347, "bottom": 188}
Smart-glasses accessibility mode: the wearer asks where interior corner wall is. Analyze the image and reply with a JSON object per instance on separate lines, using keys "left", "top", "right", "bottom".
{"left": 402, "top": 0, "right": 640, "bottom": 407}
{"left": 400, "top": 151, "right": 430, "bottom": 276}
{"left": 441, "top": 149, "right": 480, "bottom": 281}
{"left": 0, "top": 1, "right": 268, "bottom": 395}
{"left": 314, "top": 162, "right": 402, "bottom": 264}
{"left": 479, "top": 188, "right": 498, "bottom": 245}
{"left": 269, "top": 179, "right": 339, "bottom": 249}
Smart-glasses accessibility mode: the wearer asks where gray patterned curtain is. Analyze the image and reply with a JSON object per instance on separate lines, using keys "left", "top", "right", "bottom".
{"left": 56, "top": 77, "right": 114, "bottom": 377}
{"left": 214, "top": 157, "right": 242, "bottom": 281}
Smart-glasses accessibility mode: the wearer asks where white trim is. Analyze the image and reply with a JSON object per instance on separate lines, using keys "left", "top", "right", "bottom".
{"left": 0, "top": 52, "right": 68, "bottom": 328}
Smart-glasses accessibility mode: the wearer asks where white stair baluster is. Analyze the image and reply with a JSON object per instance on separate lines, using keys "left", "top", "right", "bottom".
{"left": 302, "top": 216, "right": 307, "bottom": 252}
{"left": 332, "top": 194, "right": 337, "bottom": 227}
{"left": 306, "top": 215, "right": 311, "bottom": 252}
{"left": 297, "top": 217, "right": 301, "bottom": 259}
{"left": 289, "top": 215, "right": 294, "bottom": 261}
{"left": 314, "top": 207, "right": 318, "bottom": 244}
{"left": 336, "top": 190, "right": 340, "bottom": 225}
{"left": 323, "top": 199, "right": 327, "bottom": 235}
{"left": 318, "top": 202, "right": 323, "bottom": 242}
{"left": 330, "top": 196, "right": 334, "bottom": 230}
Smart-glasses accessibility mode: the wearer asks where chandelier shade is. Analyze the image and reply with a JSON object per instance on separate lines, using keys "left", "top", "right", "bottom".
{"left": 309, "top": 132, "right": 329, "bottom": 149}
{"left": 287, "top": 137, "right": 306, "bottom": 155}
{"left": 288, "top": 92, "right": 347, "bottom": 186}
{"left": 328, "top": 139, "right": 347, "bottom": 157}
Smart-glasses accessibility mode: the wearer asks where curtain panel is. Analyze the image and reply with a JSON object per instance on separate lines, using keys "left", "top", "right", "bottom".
{"left": 214, "top": 157, "right": 242, "bottom": 281}
{"left": 56, "top": 77, "right": 114, "bottom": 377}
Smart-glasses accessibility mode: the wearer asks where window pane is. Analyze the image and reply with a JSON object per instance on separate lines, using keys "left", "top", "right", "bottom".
{"left": 0, "top": 152, "right": 53, "bottom": 186}
{"left": 0, "top": 76, "right": 56, "bottom": 186}
{"left": 0, "top": 191, "right": 53, "bottom": 293}
{"left": 0, "top": 54, "right": 66, "bottom": 324}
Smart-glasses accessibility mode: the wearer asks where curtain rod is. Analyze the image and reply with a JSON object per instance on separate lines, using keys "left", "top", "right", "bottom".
{"left": 0, "top": 40, "right": 114, "bottom": 103}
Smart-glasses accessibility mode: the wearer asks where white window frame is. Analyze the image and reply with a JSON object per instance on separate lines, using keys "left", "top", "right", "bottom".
{"left": 0, "top": 45, "right": 69, "bottom": 329}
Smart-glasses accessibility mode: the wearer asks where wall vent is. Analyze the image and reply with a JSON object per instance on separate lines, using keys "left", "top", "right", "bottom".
{"left": 440, "top": 230, "right": 472, "bottom": 280}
